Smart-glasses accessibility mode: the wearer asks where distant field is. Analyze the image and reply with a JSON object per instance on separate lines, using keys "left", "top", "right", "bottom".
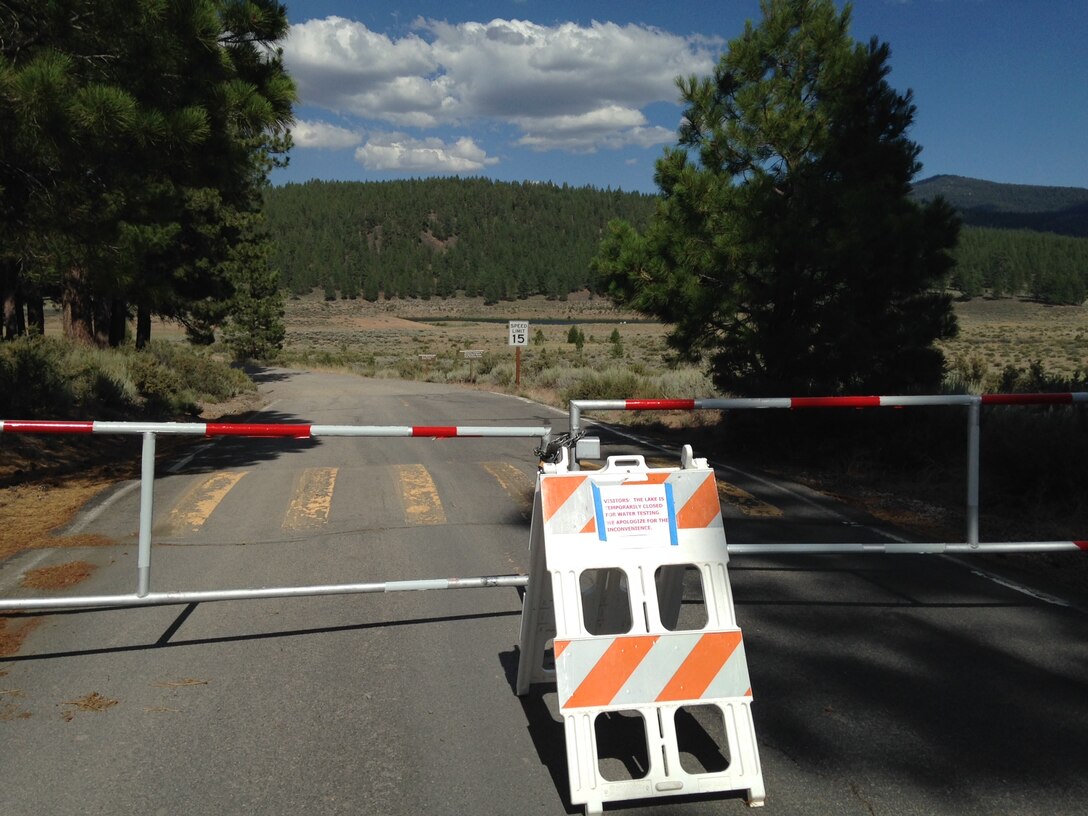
{"left": 281, "top": 291, "right": 688, "bottom": 395}
{"left": 36, "top": 293, "right": 1088, "bottom": 391}
{"left": 938, "top": 298, "right": 1087, "bottom": 382}
{"left": 283, "top": 293, "right": 1088, "bottom": 393}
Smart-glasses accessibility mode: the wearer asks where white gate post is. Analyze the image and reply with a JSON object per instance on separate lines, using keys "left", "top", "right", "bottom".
{"left": 137, "top": 431, "right": 156, "bottom": 597}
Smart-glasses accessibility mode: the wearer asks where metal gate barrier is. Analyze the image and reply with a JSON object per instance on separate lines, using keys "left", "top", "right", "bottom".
{"left": 565, "top": 391, "right": 1088, "bottom": 553}
{"left": 0, "top": 418, "right": 549, "bottom": 610}
{"left": 2, "top": 390, "right": 1086, "bottom": 612}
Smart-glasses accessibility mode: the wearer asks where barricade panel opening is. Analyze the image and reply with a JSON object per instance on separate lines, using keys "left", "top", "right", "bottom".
{"left": 542, "top": 637, "right": 555, "bottom": 672}
{"left": 655, "top": 564, "right": 708, "bottom": 632}
{"left": 579, "top": 567, "right": 632, "bottom": 636}
{"left": 594, "top": 710, "right": 650, "bottom": 782}
{"left": 675, "top": 704, "right": 731, "bottom": 774}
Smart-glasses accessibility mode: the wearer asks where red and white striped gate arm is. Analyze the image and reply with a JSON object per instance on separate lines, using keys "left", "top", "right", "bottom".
{"left": 0, "top": 419, "right": 551, "bottom": 439}
{"left": 569, "top": 391, "right": 1088, "bottom": 420}
{"left": 0, "top": 416, "right": 551, "bottom": 612}
{"left": 566, "top": 391, "right": 1088, "bottom": 552}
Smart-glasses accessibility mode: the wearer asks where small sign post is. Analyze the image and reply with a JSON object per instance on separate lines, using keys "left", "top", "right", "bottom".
{"left": 508, "top": 321, "right": 529, "bottom": 387}
{"left": 462, "top": 349, "right": 483, "bottom": 380}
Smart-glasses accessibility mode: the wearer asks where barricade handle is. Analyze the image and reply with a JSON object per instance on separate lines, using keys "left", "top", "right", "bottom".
{"left": 602, "top": 455, "right": 649, "bottom": 472}
{"left": 679, "top": 444, "right": 708, "bottom": 470}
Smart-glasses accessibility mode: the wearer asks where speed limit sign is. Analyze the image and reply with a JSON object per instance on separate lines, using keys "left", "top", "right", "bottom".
{"left": 508, "top": 320, "right": 529, "bottom": 347}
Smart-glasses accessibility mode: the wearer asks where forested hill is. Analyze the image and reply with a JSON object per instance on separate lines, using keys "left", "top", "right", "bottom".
{"left": 911, "top": 175, "right": 1088, "bottom": 237}
{"left": 908, "top": 176, "right": 1088, "bottom": 303}
{"left": 262, "top": 178, "right": 656, "bottom": 301}
{"left": 263, "top": 175, "right": 1088, "bottom": 306}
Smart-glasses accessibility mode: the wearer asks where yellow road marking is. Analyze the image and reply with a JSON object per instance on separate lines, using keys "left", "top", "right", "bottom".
{"left": 283, "top": 467, "right": 339, "bottom": 530}
{"left": 717, "top": 480, "right": 783, "bottom": 518}
{"left": 394, "top": 464, "right": 447, "bottom": 525}
{"left": 167, "top": 471, "right": 248, "bottom": 533}
{"left": 482, "top": 462, "right": 534, "bottom": 519}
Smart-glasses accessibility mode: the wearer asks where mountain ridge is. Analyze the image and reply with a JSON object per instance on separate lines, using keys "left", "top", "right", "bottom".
{"left": 910, "top": 174, "right": 1088, "bottom": 236}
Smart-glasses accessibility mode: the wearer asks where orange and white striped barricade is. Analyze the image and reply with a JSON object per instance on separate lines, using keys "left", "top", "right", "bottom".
{"left": 517, "top": 447, "right": 765, "bottom": 814}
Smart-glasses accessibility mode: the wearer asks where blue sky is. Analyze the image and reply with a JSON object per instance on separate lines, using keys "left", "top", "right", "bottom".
{"left": 272, "top": 0, "right": 1088, "bottom": 193}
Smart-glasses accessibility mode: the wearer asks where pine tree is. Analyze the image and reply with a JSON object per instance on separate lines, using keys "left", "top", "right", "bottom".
{"left": 593, "top": 0, "right": 960, "bottom": 395}
{"left": 0, "top": 0, "right": 295, "bottom": 347}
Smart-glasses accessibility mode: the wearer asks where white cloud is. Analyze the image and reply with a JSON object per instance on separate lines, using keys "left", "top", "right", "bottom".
{"left": 286, "top": 17, "right": 436, "bottom": 109}
{"left": 291, "top": 119, "right": 362, "bottom": 149}
{"left": 284, "top": 16, "right": 720, "bottom": 153}
{"left": 354, "top": 134, "right": 499, "bottom": 173}
{"left": 511, "top": 106, "right": 674, "bottom": 152}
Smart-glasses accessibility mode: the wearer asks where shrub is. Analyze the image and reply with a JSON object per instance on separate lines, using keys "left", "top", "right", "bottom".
{"left": 129, "top": 352, "right": 189, "bottom": 415}
{"left": 0, "top": 337, "right": 72, "bottom": 417}
{"left": 560, "top": 367, "right": 646, "bottom": 404}
{"left": 139, "top": 341, "right": 251, "bottom": 403}
{"left": 1, "top": 335, "right": 254, "bottom": 420}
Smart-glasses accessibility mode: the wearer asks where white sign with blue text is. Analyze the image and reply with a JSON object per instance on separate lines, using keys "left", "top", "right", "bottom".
{"left": 591, "top": 482, "right": 678, "bottom": 546}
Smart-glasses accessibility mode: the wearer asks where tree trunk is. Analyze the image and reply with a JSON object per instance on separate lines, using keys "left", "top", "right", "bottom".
{"left": 1, "top": 259, "right": 20, "bottom": 340}
{"left": 108, "top": 298, "right": 127, "bottom": 347}
{"left": 93, "top": 296, "right": 111, "bottom": 346}
{"left": 26, "top": 293, "right": 45, "bottom": 336}
{"left": 135, "top": 301, "right": 151, "bottom": 349}
{"left": 62, "top": 266, "right": 95, "bottom": 345}
{"left": 2, "top": 292, "right": 19, "bottom": 340}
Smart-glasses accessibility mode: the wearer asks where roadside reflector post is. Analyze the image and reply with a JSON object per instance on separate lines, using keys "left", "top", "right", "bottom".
{"left": 137, "top": 431, "right": 156, "bottom": 597}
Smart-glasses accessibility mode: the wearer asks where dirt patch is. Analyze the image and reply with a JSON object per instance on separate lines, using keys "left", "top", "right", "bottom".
{"left": 0, "top": 617, "right": 41, "bottom": 657}
{"left": 20, "top": 561, "right": 97, "bottom": 590}
{"left": 0, "top": 687, "right": 28, "bottom": 719}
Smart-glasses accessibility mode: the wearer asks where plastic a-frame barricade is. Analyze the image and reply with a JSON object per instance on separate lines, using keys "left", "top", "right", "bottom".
{"left": 517, "top": 447, "right": 765, "bottom": 814}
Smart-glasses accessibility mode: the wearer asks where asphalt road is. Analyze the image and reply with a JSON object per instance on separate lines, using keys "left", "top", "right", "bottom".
{"left": 2, "top": 368, "right": 1086, "bottom": 816}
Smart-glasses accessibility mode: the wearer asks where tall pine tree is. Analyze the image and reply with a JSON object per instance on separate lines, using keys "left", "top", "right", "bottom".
{"left": 0, "top": 0, "right": 294, "bottom": 349}
{"left": 593, "top": 0, "right": 960, "bottom": 396}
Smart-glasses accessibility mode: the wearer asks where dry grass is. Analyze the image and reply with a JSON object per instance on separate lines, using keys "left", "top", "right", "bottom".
{"left": 62, "top": 692, "right": 118, "bottom": 718}
{"left": 0, "top": 618, "right": 41, "bottom": 658}
{"left": 19, "top": 561, "right": 97, "bottom": 590}
{"left": 0, "top": 473, "right": 124, "bottom": 562}
{"left": 282, "top": 291, "right": 671, "bottom": 383}
{"left": 939, "top": 298, "right": 1088, "bottom": 383}
{"left": 285, "top": 293, "right": 1088, "bottom": 395}
{"left": 152, "top": 678, "right": 209, "bottom": 688}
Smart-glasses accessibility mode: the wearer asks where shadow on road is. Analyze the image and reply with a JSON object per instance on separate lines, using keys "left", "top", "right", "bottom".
{"left": 0, "top": 605, "right": 521, "bottom": 663}
{"left": 165, "top": 408, "right": 322, "bottom": 475}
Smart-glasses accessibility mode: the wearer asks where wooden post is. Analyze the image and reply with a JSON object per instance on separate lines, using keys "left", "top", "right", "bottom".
{"left": 515, "top": 346, "right": 522, "bottom": 388}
